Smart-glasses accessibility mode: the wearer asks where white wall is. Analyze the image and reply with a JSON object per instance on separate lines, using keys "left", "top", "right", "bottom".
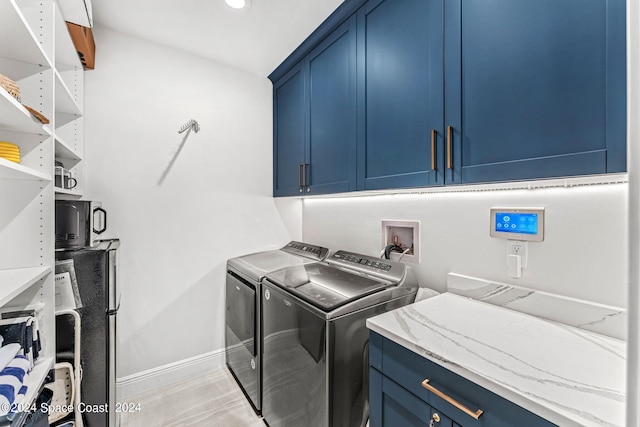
{"left": 626, "top": 0, "right": 640, "bottom": 423}
{"left": 303, "top": 182, "right": 628, "bottom": 308}
{"left": 83, "top": 27, "right": 301, "bottom": 378}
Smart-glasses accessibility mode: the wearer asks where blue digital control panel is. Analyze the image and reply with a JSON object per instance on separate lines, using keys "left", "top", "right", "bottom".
{"left": 490, "top": 208, "right": 545, "bottom": 241}
{"left": 494, "top": 212, "right": 538, "bottom": 235}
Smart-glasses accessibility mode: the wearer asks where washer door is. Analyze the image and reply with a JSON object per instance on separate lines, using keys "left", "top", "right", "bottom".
{"left": 262, "top": 282, "right": 327, "bottom": 427}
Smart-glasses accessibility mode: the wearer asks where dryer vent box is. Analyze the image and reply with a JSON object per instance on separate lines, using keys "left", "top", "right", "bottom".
{"left": 381, "top": 220, "right": 420, "bottom": 263}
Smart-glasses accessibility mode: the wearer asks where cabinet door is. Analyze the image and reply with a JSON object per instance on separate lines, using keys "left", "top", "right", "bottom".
{"left": 374, "top": 333, "right": 558, "bottom": 427}
{"left": 273, "top": 65, "right": 306, "bottom": 196}
{"left": 444, "top": 0, "right": 626, "bottom": 184}
{"left": 357, "top": 0, "right": 444, "bottom": 190}
{"left": 370, "top": 368, "right": 456, "bottom": 427}
{"left": 306, "top": 16, "right": 357, "bottom": 195}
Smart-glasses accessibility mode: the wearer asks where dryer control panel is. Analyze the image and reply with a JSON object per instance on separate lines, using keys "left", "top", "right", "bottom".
{"left": 282, "top": 241, "right": 329, "bottom": 261}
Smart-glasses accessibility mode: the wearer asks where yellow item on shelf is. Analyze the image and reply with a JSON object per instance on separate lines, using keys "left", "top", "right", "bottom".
{"left": 0, "top": 142, "right": 21, "bottom": 163}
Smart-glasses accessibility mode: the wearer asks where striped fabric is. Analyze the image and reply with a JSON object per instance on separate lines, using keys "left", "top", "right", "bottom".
{"left": 0, "top": 355, "right": 31, "bottom": 417}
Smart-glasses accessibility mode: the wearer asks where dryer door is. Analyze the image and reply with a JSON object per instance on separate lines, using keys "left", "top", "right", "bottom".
{"left": 225, "top": 272, "right": 259, "bottom": 411}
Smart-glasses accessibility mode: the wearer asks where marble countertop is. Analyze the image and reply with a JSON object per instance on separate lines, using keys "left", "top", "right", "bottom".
{"left": 366, "top": 292, "right": 626, "bottom": 427}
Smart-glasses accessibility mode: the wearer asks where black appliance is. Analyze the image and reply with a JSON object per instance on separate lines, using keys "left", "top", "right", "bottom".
{"left": 55, "top": 200, "right": 107, "bottom": 250}
{"left": 56, "top": 238, "right": 120, "bottom": 427}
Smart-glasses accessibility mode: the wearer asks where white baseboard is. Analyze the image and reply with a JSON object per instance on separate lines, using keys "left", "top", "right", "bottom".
{"left": 116, "top": 349, "right": 225, "bottom": 401}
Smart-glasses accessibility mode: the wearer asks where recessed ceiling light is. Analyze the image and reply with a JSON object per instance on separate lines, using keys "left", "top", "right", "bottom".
{"left": 225, "top": 0, "right": 251, "bottom": 9}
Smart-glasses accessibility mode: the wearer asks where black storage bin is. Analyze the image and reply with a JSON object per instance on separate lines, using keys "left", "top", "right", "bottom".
{"left": 22, "top": 387, "right": 53, "bottom": 427}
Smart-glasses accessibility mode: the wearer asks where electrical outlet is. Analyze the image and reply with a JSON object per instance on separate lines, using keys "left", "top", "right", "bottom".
{"left": 507, "top": 240, "right": 528, "bottom": 268}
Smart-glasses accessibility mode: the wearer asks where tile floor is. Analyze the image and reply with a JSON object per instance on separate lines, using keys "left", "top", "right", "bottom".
{"left": 118, "top": 367, "right": 264, "bottom": 426}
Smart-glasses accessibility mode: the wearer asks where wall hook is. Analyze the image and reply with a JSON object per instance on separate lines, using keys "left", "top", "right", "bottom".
{"left": 178, "top": 119, "right": 200, "bottom": 134}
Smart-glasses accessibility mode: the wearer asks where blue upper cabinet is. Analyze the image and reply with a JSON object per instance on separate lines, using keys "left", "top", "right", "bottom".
{"left": 306, "top": 16, "right": 358, "bottom": 195}
{"left": 270, "top": 0, "right": 626, "bottom": 196}
{"left": 273, "top": 65, "right": 306, "bottom": 196}
{"left": 356, "top": 0, "right": 444, "bottom": 190}
{"left": 445, "top": 0, "right": 627, "bottom": 184}
{"left": 271, "top": 16, "right": 357, "bottom": 196}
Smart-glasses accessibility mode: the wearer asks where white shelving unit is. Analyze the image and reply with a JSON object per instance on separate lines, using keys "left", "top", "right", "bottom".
{"left": 0, "top": 158, "right": 52, "bottom": 181}
{"left": 0, "top": 0, "right": 85, "bottom": 418}
{"left": 0, "top": 267, "right": 51, "bottom": 307}
{"left": 53, "top": 0, "right": 85, "bottom": 198}
{"left": 0, "top": 89, "right": 48, "bottom": 135}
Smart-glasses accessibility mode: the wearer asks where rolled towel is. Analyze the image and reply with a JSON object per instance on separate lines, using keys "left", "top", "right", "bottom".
{"left": 0, "top": 391, "right": 11, "bottom": 417}
{"left": 0, "top": 355, "right": 31, "bottom": 417}
{"left": 0, "top": 376, "right": 22, "bottom": 415}
{"left": 0, "top": 344, "right": 21, "bottom": 372}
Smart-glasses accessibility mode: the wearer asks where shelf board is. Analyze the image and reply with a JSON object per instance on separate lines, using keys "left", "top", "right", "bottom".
{"left": 58, "top": 0, "right": 92, "bottom": 28}
{"left": 55, "top": 136, "right": 82, "bottom": 164}
{"left": 54, "top": 70, "right": 82, "bottom": 115}
{"left": 8, "top": 357, "right": 55, "bottom": 426}
{"left": 0, "top": 158, "right": 51, "bottom": 181}
{"left": 0, "top": 266, "right": 51, "bottom": 307}
{"left": 0, "top": 1, "right": 51, "bottom": 67}
{"left": 54, "top": 2, "right": 83, "bottom": 70}
{"left": 0, "top": 58, "right": 47, "bottom": 82}
{"left": 22, "top": 357, "right": 54, "bottom": 405}
{"left": 54, "top": 186, "right": 82, "bottom": 196}
{"left": 0, "top": 89, "right": 48, "bottom": 135}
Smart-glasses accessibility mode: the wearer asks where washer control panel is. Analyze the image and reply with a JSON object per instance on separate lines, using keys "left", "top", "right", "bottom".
{"left": 329, "top": 250, "right": 406, "bottom": 282}
{"left": 336, "top": 253, "right": 393, "bottom": 271}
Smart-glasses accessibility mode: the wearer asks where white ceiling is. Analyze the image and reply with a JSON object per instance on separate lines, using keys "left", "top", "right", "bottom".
{"left": 92, "top": 0, "right": 345, "bottom": 77}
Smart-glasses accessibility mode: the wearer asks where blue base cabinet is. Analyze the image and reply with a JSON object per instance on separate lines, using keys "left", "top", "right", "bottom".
{"left": 369, "top": 332, "right": 557, "bottom": 427}
{"left": 270, "top": 0, "right": 626, "bottom": 196}
{"left": 371, "top": 369, "right": 461, "bottom": 427}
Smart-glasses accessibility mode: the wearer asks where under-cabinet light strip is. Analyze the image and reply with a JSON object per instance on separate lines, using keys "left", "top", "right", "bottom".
{"left": 298, "top": 173, "right": 629, "bottom": 200}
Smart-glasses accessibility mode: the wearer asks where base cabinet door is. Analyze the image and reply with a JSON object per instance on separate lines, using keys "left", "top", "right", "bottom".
{"left": 369, "top": 332, "right": 557, "bottom": 427}
{"left": 371, "top": 368, "right": 459, "bottom": 427}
